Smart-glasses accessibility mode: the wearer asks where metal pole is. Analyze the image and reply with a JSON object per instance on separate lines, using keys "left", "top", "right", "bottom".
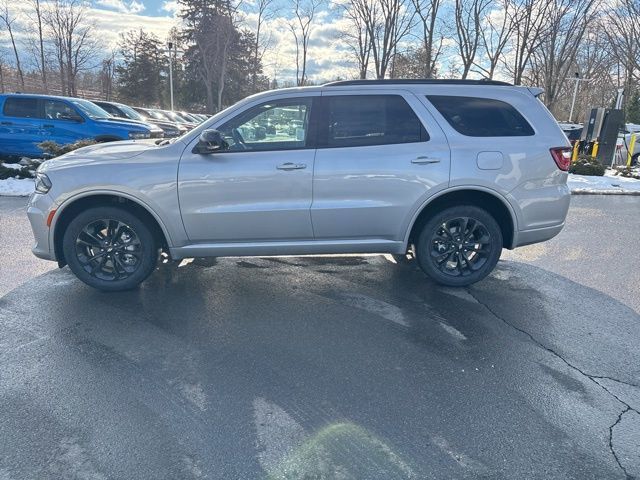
{"left": 168, "top": 43, "right": 174, "bottom": 111}
{"left": 569, "top": 78, "right": 579, "bottom": 123}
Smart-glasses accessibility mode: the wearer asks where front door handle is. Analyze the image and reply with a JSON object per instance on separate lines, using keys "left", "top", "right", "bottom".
{"left": 43, "top": 124, "right": 54, "bottom": 128}
{"left": 0, "top": 121, "right": 12, "bottom": 126}
{"left": 412, "top": 156, "right": 441, "bottom": 164}
{"left": 277, "top": 162, "right": 307, "bottom": 170}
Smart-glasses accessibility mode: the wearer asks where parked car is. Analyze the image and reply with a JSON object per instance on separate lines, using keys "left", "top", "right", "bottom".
{"left": 28, "top": 79, "right": 571, "bottom": 291}
{"left": 132, "top": 107, "right": 188, "bottom": 136}
{"left": 0, "top": 93, "right": 156, "bottom": 158}
{"left": 157, "top": 110, "right": 198, "bottom": 130}
{"left": 94, "top": 101, "right": 182, "bottom": 138}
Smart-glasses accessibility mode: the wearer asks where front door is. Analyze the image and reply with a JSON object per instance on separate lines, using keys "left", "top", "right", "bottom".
{"left": 311, "top": 91, "right": 451, "bottom": 242}
{"left": 178, "top": 96, "right": 318, "bottom": 243}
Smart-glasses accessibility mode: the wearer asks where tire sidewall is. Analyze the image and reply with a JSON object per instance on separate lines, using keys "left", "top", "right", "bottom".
{"left": 62, "top": 206, "right": 157, "bottom": 291}
{"left": 416, "top": 205, "right": 503, "bottom": 287}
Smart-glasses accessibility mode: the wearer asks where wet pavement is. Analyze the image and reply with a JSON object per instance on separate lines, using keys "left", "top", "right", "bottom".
{"left": 0, "top": 196, "right": 639, "bottom": 479}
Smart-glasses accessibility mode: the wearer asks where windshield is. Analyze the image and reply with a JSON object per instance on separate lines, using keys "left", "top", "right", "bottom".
{"left": 163, "top": 111, "right": 189, "bottom": 123}
{"left": 119, "top": 104, "right": 145, "bottom": 121}
{"left": 71, "top": 99, "right": 111, "bottom": 119}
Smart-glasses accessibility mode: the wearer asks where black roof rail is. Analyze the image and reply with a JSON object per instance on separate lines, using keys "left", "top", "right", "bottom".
{"left": 323, "top": 79, "right": 512, "bottom": 87}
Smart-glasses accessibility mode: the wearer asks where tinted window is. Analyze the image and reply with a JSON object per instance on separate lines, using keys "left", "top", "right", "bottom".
{"left": 219, "top": 98, "right": 312, "bottom": 151}
{"left": 323, "top": 95, "right": 427, "bottom": 148}
{"left": 44, "top": 100, "right": 81, "bottom": 121}
{"left": 3, "top": 97, "right": 39, "bottom": 118}
{"left": 96, "top": 102, "right": 121, "bottom": 116}
{"left": 427, "top": 95, "right": 534, "bottom": 137}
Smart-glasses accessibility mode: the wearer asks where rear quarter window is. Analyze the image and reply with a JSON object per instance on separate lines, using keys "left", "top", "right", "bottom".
{"left": 427, "top": 95, "right": 534, "bottom": 137}
{"left": 3, "top": 97, "right": 40, "bottom": 118}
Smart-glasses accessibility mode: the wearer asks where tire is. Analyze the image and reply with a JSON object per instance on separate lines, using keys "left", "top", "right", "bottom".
{"left": 62, "top": 206, "right": 158, "bottom": 291}
{"left": 415, "top": 205, "right": 502, "bottom": 287}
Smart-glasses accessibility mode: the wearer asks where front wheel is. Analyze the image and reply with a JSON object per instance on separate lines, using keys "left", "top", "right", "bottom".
{"left": 415, "top": 206, "right": 502, "bottom": 287}
{"left": 62, "top": 206, "right": 158, "bottom": 291}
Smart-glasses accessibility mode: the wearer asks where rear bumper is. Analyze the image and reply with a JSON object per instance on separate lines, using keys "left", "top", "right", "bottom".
{"left": 512, "top": 222, "right": 565, "bottom": 248}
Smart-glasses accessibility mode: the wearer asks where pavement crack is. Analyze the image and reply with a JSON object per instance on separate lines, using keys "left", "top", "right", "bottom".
{"left": 466, "top": 288, "right": 639, "bottom": 478}
{"left": 608, "top": 407, "right": 634, "bottom": 479}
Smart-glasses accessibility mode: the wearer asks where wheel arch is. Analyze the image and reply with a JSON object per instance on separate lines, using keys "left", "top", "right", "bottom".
{"left": 52, "top": 192, "right": 171, "bottom": 266}
{"left": 405, "top": 187, "right": 518, "bottom": 250}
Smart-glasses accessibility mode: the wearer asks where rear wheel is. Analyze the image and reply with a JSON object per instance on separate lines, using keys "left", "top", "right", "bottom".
{"left": 415, "top": 205, "right": 502, "bottom": 287}
{"left": 62, "top": 206, "right": 158, "bottom": 291}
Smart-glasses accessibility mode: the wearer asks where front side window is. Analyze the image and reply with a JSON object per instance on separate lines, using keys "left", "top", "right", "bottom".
{"left": 427, "top": 95, "right": 534, "bottom": 137}
{"left": 3, "top": 97, "right": 39, "bottom": 118}
{"left": 44, "top": 100, "right": 81, "bottom": 121}
{"left": 322, "top": 95, "right": 428, "bottom": 148}
{"left": 218, "top": 98, "right": 312, "bottom": 151}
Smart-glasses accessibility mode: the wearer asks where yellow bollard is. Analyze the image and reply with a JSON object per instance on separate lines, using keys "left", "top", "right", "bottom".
{"left": 591, "top": 141, "right": 599, "bottom": 158}
{"left": 627, "top": 133, "right": 637, "bottom": 167}
{"left": 571, "top": 140, "right": 580, "bottom": 163}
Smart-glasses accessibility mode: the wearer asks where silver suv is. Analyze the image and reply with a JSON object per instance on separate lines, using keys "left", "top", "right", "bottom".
{"left": 27, "top": 80, "right": 571, "bottom": 291}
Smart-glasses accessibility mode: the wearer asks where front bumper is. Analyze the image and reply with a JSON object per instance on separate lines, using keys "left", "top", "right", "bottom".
{"left": 26, "top": 192, "right": 56, "bottom": 261}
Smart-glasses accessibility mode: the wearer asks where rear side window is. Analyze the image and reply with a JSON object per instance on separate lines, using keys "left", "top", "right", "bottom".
{"left": 3, "top": 97, "right": 39, "bottom": 118}
{"left": 322, "top": 95, "right": 428, "bottom": 148}
{"left": 427, "top": 95, "right": 534, "bottom": 137}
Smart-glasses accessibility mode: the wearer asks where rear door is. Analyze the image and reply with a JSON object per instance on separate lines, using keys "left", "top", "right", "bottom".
{"left": 311, "top": 91, "right": 450, "bottom": 242}
{"left": 0, "top": 97, "right": 43, "bottom": 157}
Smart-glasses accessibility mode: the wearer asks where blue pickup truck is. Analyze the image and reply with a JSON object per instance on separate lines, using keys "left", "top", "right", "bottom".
{"left": 0, "top": 93, "right": 161, "bottom": 158}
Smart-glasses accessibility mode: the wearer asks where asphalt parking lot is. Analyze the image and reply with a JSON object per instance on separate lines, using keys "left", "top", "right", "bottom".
{"left": 0, "top": 195, "right": 639, "bottom": 479}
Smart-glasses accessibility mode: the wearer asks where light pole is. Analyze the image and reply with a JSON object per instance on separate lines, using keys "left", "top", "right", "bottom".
{"left": 568, "top": 72, "right": 591, "bottom": 123}
{"left": 167, "top": 42, "right": 174, "bottom": 111}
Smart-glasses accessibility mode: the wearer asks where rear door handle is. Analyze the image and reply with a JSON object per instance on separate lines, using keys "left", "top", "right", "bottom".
{"left": 277, "top": 162, "right": 307, "bottom": 170}
{"left": 412, "top": 156, "right": 441, "bottom": 164}
{"left": 43, "top": 124, "right": 54, "bottom": 128}
{"left": 0, "top": 121, "right": 12, "bottom": 126}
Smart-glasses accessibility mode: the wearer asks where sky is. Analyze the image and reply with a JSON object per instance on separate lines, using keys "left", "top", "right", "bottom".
{"left": 0, "top": 0, "right": 371, "bottom": 84}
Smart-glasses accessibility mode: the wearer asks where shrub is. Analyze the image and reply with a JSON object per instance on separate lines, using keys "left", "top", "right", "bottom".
{"left": 0, "top": 164, "right": 33, "bottom": 180}
{"left": 569, "top": 156, "right": 606, "bottom": 176}
{"left": 37, "top": 138, "right": 96, "bottom": 158}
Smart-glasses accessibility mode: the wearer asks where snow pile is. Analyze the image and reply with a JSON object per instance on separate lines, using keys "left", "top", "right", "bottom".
{"left": 0, "top": 177, "right": 34, "bottom": 197}
{"left": 568, "top": 169, "right": 640, "bottom": 195}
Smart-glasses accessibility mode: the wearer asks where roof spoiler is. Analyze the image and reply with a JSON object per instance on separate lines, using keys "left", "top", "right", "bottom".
{"left": 527, "top": 87, "right": 544, "bottom": 97}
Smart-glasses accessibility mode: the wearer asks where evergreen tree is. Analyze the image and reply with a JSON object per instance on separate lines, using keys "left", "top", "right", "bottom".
{"left": 116, "top": 30, "right": 168, "bottom": 107}
{"left": 627, "top": 91, "right": 640, "bottom": 124}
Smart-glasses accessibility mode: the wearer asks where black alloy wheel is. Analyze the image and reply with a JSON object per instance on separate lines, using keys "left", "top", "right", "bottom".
{"left": 416, "top": 205, "right": 502, "bottom": 286}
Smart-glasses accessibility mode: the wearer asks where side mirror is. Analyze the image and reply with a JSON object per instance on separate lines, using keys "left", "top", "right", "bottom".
{"left": 193, "top": 129, "right": 228, "bottom": 154}
{"left": 58, "top": 113, "right": 83, "bottom": 122}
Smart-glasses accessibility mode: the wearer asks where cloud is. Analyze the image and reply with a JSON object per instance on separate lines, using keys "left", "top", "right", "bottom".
{"left": 96, "top": 0, "right": 146, "bottom": 14}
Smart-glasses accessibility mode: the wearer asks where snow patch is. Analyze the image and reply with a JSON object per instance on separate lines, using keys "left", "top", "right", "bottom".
{"left": 0, "top": 177, "right": 34, "bottom": 197}
{"left": 568, "top": 171, "right": 640, "bottom": 195}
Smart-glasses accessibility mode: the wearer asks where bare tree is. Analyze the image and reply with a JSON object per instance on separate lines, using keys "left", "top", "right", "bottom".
{"left": 453, "top": 0, "right": 491, "bottom": 79}
{"left": 605, "top": 0, "right": 640, "bottom": 108}
{"left": 411, "top": 0, "right": 443, "bottom": 78}
{"left": 528, "top": 0, "right": 597, "bottom": 114}
{"left": 474, "top": 0, "right": 514, "bottom": 79}
{"left": 371, "top": 0, "right": 415, "bottom": 79}
{"left": 44, "top": 0, "right": 99, "bottom": 96}
{"left": 251, "top": 0, "right": 276, "bottom": 90}
{"left": 506, "top": 0, "right": 549, "bottom": 85}
{"left": 288, "top": 0, "right": 322, "bottom": 86}
{"left": 339, "top": 0, "right": 373, "bottom": 79}
{"left": 0, "top": 53, "right": 5, "bottom": 93}
{"left": 26, "top": 0, "right": 48, "bottom": 91}
{"left": 0, "top": 0, "right": 25, "bottom": 88}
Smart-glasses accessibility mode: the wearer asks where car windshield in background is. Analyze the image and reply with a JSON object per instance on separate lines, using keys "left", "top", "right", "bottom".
{"left": 71, "top": 99, "right": 111, "bottom": 120}
{"left": 119, "top": 104, "right": 145, "bottom": 121}
{"left": 164, "top": 111, "right": 189, "bottom": 123}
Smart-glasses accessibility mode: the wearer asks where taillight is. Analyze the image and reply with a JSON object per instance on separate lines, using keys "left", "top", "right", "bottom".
{"left": 550, "top": 147, "right": 572, "bottom": 171}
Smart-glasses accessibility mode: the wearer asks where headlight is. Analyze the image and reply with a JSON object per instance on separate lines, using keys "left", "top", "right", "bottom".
{"left": 34, "top": 172, "right": 52, "bottom": 194}
{"left": 128, "top": 131, "right": 150, "bottom": 139}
